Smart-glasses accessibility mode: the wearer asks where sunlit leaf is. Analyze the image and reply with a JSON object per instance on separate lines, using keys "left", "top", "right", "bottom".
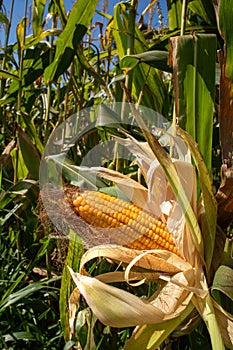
{"left": 60, "top": 230, "right": 84, "bottom": 342}
{"left": 0, "top": 48, "right": 50, "bottom": 104}
{"left": 95, "top": 10, "right": 112, "bottom": 20}
{"left": 192, "top": 294, "right": 226, "bottom": 349}
{"left": 32, "top": 0, "right": 46, "bottom": 37}
{"left": 188, "top": 0, "right": 216, "bottom": 25}
{"left": 23, "top": 29, "right": 62, "bottom": 50}
{"left": 69, "top": 267, "right": 167, "bottom": 328}
{"left": 49, "top": 0, "right": 67, "bottom": 28}
{"left": 124, "top": 303, "right": 194, "bottom": 350}
{"left": 167, "top": 0, "right": 182, "bottom": 30}
{"left": 75, "top": 47, "right": 107, "bottom": 87}
{"left": 44, "top": 0, "right": 98, "bottom": 83}
{"left": 120, "top": 51, "right": 172, "bottom": 73}
{"left": 0, "top": 69, "right": 19, "bottom": 81}
{"left": 16, "top": 17, "right": 28, "bottom": 53}
{"left": 170, "top": 34, "right": 216, "bottom": 176}
{"left": 110, "top": 3, "right": 167, "bottom": 114}
{"left": 0, "top": 13, "right": 9, "bottom": 25}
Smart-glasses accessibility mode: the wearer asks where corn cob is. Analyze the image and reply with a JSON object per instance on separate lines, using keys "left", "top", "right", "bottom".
{"left": 72, "top": 190, "right": 181, "bottom": 256}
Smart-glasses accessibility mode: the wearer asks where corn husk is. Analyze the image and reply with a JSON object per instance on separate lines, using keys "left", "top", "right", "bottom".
{"left": 67, "top": 127, "right": 230, "bottom": 349}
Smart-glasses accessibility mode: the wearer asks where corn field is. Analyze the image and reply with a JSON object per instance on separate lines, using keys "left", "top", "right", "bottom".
{"left": 0, "top": 1, "right": 233, "bottom": 349}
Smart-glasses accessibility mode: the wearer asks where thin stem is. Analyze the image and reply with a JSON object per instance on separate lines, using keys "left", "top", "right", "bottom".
{"left": 44, "top": 14, "right": 57, "bottom": 143}
{"left": 15, "top": 0, "right": 28, "bottom": 184}
{"left": 17, "top": 0, "right": 28, "bottom": 122}
{"left": 122, "top": 0, "right": 138, "bottom": 109}
{"left": 136, "top": 66, "right": 151, "bottom": 108}
{"left": 0, "top": 0, "right": 15, "bottom": 136}
{"left": 180, "top": 0, "right": 188, "bottom": 36}
{"left": 193, "top": 34, "right": 197, "bottom": 141}
{"left": 14, "top": 0, "right": 27, "bottom": 254}
{"left": 44, "top": 83, "right": 52, "bottom": 142}
{"left": 195, "top": 294, "right": 225, "bottom": 350}
{"left": 223, "top": 236, "right": 233, "bottom": 260}
{"left": 117, "top": 0, "right": 138, "bottom": 171}
{"left": 2, "top": 0, "right": 15, "bottom": 63}
{"left": 46, "top": 242, "right": 52, "bottom": 280}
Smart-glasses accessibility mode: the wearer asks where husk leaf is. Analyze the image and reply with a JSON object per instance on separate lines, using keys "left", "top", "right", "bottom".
{"left": 79, "top": 245, "right": 191, "bottom": 275}
{"left": 68, "top": 267, "right": 173, "bottom": 327}
{"left": 192, "top": 293, "right": 226, "bottom": 349}
{"left": 124, "top": 302, "right": 194, "bottom": 350}
{"left": 73, "top": 165, "right": 148, "bottom": 208}
{"left": 213, "top": 298, "right": 233, "bottom": 349}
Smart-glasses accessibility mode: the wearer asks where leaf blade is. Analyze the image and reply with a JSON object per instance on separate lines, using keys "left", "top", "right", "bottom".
{"left": 44, "top": 0, "right": 98, "bottom": 83}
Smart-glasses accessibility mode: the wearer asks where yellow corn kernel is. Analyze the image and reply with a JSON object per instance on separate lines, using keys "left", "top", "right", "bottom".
{"left": 70, "top": 190, "right": 181, "bottom": 256}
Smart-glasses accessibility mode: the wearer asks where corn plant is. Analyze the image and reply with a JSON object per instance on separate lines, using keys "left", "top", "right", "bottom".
{"left": 0, "top": 0, "right": 233, "bottom": 349}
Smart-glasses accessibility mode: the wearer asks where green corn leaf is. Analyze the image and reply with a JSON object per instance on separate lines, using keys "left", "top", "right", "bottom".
{"left": 95, "top": 10, "right": 112, "bottom": 20}
{"left": 0, "top": 69, "right": 19, "bottom": 81}
{"left": 12, "top": 29, "right": 61, "bottom": 51}
{"left": 0, "top": 203, "right": 23, "bottom": 226}
{"left": 60, "top": 230, "right": 84, "bottom": 341}
{"left": 0, "top": 48, "right": 50, "bottom": 106}
{"left": 192, "top": 293, "right": 226, "bottom": 350}
{"left": 0, "top": 13, "right": 9, "bottom": 25}
{"left": 0, "top": 179, "right": 38, "bottom": 212}
{"left": 24, "top": 51, "right": 50, "bottom": 86}
{"left": 49, "top": 0, "right": 67, "bottom": 28}
{"left": 211, "top": 264, "right": 233, "bottom": 315}
{"left": 178, "top": 127, "right": 217, "bottom": 273}
{"left": 167, "top": 0, "right": 182, "bottom": 30}
{"left": 76, "top": 47, "right": 107, "bottom": 87}
{"left": 219, "top": 0, "right": 233, "bottom": 87}
{"left": 44, "top": 0, "right": 98, "bottom": 83}
{"left": 170, "top": 34, "right": 216, "bottom": 176}
{"left": 16, "top": 17, "right": 28, "bottom": 53}
{"left": 110, "top": 3, "right": 167, "bottom": 114}
{"left": 0, "top": 95, "right": 17, "bottom": 106}
{"left": 32, "top": 0, "right": 46, "bottom": 37}
{"left": 120, "top": 51, "right": 172, "bottom": 73}
{"left": 23, "top": 29, "right": 62, "bottom": 50}
{"left": 124, "top": 303, "right": 194, "bottom": 350}
{"left": 20, "top": 113, "right": 44, "bottom": 154}
{"left": 16, "top": 124, "right": 41, "bottom": 180}
{"left": 0, "top": 276, "right": 61, "bottom": 310}
{"left": 3, "top": 331, "right": 38, "bottom": 342}
{"left": 188, "top": 0, "right": 217, "bottom": 26}
{"left": 11, "top": 148, "right": 28, "bottom": 180}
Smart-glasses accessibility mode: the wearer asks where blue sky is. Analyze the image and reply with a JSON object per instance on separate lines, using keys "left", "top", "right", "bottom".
{"left": 2, "top": 0, "right": 168, "bottom": 46}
